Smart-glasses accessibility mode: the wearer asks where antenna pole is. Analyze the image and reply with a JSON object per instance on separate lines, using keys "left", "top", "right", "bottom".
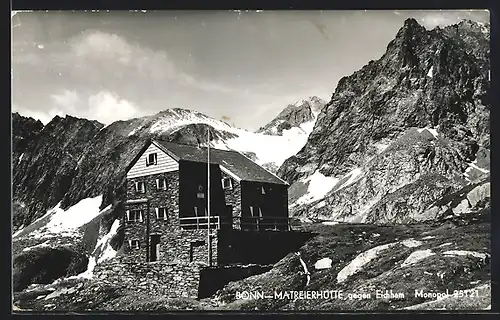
{"left": 207, "top": 127, "right": 211, "bottom": 266}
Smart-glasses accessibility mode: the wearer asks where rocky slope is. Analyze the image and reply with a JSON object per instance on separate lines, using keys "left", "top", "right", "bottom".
{"left": 256, "top": 96, "right": 325, "bottom": 135}
{"left": 12, "top": 112, "right": 44, "bottom": 169}
{"left": 13, "top": 115, "right": 103, "bottom": 229}
{"left": 279, "top": 19, "right": 490, "bottom": 222}
{"left": 13, "top": 186, "right": 490, "bottom": 311}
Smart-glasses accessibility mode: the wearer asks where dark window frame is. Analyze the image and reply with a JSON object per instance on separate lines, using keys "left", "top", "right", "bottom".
{"left": 222, "top": 177, "right": 233, "bottom": 190}
{"left": 146, "top": 153, "right": 158, "bottom": 166}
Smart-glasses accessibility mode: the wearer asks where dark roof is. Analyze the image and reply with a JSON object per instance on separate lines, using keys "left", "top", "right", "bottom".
{"left": 153, "top": 140, "right": 288, "bottom": 185}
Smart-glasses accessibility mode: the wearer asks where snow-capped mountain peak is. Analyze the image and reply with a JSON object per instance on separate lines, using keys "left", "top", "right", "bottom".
{"left": 256, "top": 96, "right": 326, "bottom": 136}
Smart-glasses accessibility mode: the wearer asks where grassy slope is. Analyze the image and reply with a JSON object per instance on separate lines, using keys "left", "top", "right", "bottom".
{"left": 13, "top": 208, "right": 490, "bottom": 311}
{"left": 212, "top": 210, "right": 490, "bottom": 311}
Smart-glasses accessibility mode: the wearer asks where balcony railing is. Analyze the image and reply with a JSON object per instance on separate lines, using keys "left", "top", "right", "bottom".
{"left": 179, "top": 215, "right": 290, "bottom": 231}
{"left": 179, "top": 216, "right": 221, "bottom": 230}
{"left": 239, "top": 216, "right": 291, "bottom": 231}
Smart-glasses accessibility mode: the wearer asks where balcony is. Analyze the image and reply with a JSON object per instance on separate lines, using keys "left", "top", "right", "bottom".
{"left": 179, "top": 216, "right": 290, "bottom": 231}
{"left": 179, "top": 216, "right": 221, "bottom": 230}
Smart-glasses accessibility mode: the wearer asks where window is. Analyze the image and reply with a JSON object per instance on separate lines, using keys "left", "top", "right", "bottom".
{"left": 128, "top": 239, "right": 140, "bottom": 250}
{"left": 134, "top": 181, "right": 145, "bottom": 193}
{"left": 249, "top": 206, "right": 262, "bottom": 217}
{"left": 156, "top": 178, "right": 167, "bottom": 191}
{"left": 155, "top": 207, "right": 168, "bottom": 220}
{"left": 146, "top": 153, "right": 157, "bottom": 166}
{"left": 126, "top": 210, "right": 144, "bottom": 222}
{"left": 222, "top": 177, "right": 233, "bottom": 190}
{"left": 197, "top": 192, "right": 205, "bottom": 199}
{"left": 194, "top": 207, "right": 207, "bottom": 217}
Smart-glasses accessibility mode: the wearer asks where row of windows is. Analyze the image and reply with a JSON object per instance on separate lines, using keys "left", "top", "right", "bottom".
{"left": 134, "top": 178, "right": 167, "bottom": 193}
{"left": 128, "top": 205, "right": 264, "bottom": 221}
{"left": 190, "top": 206, "right": 263, "bottom": 217}
{"left": 133, "top": 177, "right": 237, "bottom": 194}
{"left": 142, "top": 153, "right": 269, "bottom": 195}
{"left": 126, "top": 208, "right": 168, "bottom": 222}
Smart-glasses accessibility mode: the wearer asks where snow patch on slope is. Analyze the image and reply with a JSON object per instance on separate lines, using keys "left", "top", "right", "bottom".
{"left": 314, "top": 258, "right": 332, "bottom": 270}
{"left": 22, "top": 240, "right": 51, "bottom": 252}
{"left": 31, "top": 196, "right": 106, "bottom": 239}
{"left": 334, "top": 168, "right": 364, "bottom": 192}
{"left": 67, "top": 219, "right": 121, "bottom": 280}
{"left": 427, "top": 66, "right": 434, "bottom": 78}
{"left": 96, "top": 219, "right": 121, "bottom": 263}
{"left": 148, "top": 110, "right": 233, "bottom": 135}
{"left": 223, "top": 125, "right": 313, "bottom": 168}
{"left": 337, "top": 242, "right": 397, "bottom": 283}
{"left": 401, "top": 239, "right": 423, "bottom": 248}
{"left": 443, "top": 250, "right": 489, "bottom": 260}
{"left": 417, "top": 127, "right": 439, "bottom": 138}
{"left": 296, "top": 171, "right": 339, "bottom": 205}
{"left": 401, "top": 249, "right": 435, "bottom": 268}
{"left": 464, "top": 160, "right": 490, "bottom": 175}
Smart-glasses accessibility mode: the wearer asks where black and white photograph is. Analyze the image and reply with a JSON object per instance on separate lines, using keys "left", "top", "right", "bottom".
{"left": 11, "top": 9, "right": 491, "bottom": 312}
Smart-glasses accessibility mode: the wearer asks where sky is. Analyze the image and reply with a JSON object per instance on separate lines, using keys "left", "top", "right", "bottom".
{"left": 11, "top": 10, "right": 490, "bottom": 131}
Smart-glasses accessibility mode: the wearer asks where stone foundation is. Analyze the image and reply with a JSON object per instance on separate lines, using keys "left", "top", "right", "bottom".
{"left": 94, "top": 257, "right": 201, "bottom": 298}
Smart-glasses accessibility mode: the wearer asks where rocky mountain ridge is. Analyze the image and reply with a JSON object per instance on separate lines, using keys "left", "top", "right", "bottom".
{"left": 256, "top": 96, "right": 325, "bottom": 135}
{"left": 278, "top": 18, "right": 490, "bottom": 223}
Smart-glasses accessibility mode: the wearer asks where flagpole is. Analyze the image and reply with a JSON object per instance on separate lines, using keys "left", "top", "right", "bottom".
{"left": 207, "top": 127, "right": 211, "bottom": 266}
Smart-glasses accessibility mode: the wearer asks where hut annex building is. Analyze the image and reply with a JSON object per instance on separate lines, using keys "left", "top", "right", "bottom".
{"left": 122, "top": 138, "right": 291, "bottom": 266}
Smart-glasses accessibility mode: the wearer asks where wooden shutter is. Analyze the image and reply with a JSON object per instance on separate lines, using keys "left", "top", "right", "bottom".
{"left": 156, "top": 179, "right": 159, "bottom": 190}
{"left": 134, "top": 182, "right": 138, "bottom": 192}
{"left": 259, "top": 207, "right": 263, "bottom": 217}
{"left": 155, "top": 208, "right": 159, "bottom": 219}
{"left": 139, "top": 210, "right": 143, "bottom": 222}
{"left": 261, "top": 186, "right": 266, "bottom": 194}
{"left": 249, "top": 206, "right": 254, "bottom": 217}
{"left": 126, "top": 210, "right": 130, "bottom": 221}
{"left": 128, "top": 240, "right": 132, "bottom": 249}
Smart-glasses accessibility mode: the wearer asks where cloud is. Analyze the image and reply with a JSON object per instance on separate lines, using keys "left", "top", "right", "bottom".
{"left": 69, "top": 31, "right": 238, "bottom": 93}
{"left": 15, "top": 90, "right": 139, "bottom": 125}
{"left": 87, "top": 91, "right": 139, "bottom": 125}
{"left": 12, "top": 103, "right": 65, "bottom": 125}
{"left": 50, "top": 89, "right": 79, "bottom": 111}
{"left": 416, "top": 11, "right": 480, "bottom": 29}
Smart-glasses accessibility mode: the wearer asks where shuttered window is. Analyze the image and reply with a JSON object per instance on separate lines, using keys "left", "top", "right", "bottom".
{"left": 155, "top": 207, "right": 168, "bottom": 220}
{"left": 128, "top": 240, "right": 140, "bottom": 249}
{"left": 146, "top": 153, "right": 157, "bottom": 166}
{"left": 155, "top": 178, "right": 167, "bottom": 191}
{"left": 222, "top": 178, "right": 233, "bottom": 190}
{"left": 134, "top": 181, "right": 145, "bottom": 193}
{"left": 126, "top": 210, "right": 144, "bottom": 222}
